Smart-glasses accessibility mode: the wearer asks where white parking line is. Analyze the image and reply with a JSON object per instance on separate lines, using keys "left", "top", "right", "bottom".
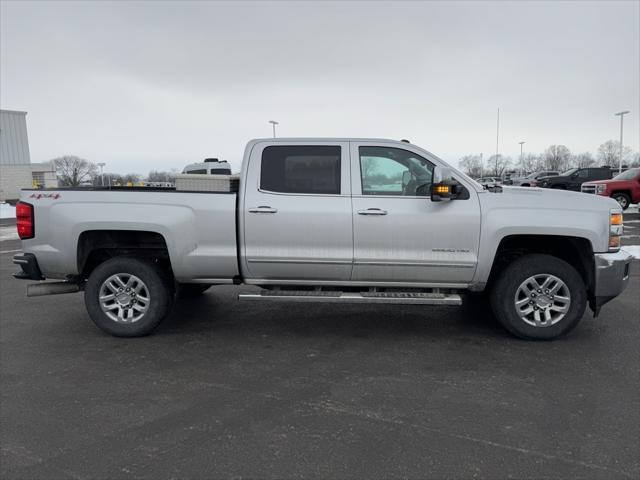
{"left": 0, "top": 249, "right": 22, "bottom": 254}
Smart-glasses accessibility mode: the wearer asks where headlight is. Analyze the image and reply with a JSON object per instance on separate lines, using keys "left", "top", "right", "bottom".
{"left": 596, "top": 184, "right": 607, "bottom": 194}
{"left": 609, "top": 210, "right": 623, "bottom": 251}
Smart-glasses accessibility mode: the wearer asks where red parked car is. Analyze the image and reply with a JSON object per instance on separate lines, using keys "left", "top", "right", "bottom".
{"left": 581, "top": 167, "right": 640, "bottom": 210}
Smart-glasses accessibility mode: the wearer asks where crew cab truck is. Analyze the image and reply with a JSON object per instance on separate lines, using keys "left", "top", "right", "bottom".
{"left": 581, "top": 167, "right": 640, "bottom": 210}
{"left": 13, "top": 138, "right": 633, "bottom": 340}
{"left": 538, "top": 167, "right": 615, "bottom": 191}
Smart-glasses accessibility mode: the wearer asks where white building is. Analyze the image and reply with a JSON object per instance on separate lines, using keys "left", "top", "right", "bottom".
{"left": 0, "top": 109, "right": 57, "bottom": 201}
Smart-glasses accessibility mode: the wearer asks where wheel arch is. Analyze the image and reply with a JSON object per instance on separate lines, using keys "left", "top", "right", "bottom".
{"left": 77, "top": 230, "right": 174, "bottom": 280}
{"left": 610, "top": 189, "right": 632, "bottom": 202}
{"left": 486, "top": 234, "right": 595, "bottom": 297}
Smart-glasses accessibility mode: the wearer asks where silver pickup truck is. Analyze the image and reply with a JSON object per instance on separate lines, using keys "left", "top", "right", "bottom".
{"left": 13, "top": 138, "right": 632, "bottom": 339}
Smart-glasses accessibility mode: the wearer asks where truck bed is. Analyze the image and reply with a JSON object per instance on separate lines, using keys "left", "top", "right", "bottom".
{"left": 20, "top": 189, "right": 239, "bottom": 282}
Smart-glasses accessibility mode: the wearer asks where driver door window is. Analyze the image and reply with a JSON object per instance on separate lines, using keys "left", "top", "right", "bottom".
{"left": 359, "top": 147, "right": 433, "bottom": 196}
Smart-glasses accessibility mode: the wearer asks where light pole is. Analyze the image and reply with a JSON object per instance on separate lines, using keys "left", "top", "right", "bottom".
{"left": 495, "top": 107, "right": 500, "bottom": 176}
{"left": 97, "top": 162, "right": 106, "bottom": 186}
{"left": 614, "top": 111, "right": 630, "bottom": 174}
{"left": 518, "top": 141, "right": 525, "bottom": 175}
{"left": 268, "top": 120, "right": 279, "bottom": 138}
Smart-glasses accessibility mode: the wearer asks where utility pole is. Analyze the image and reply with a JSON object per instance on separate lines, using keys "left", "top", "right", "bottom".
{"left": 495, "top": 108, "right": 500, "bottom": 176}
{"left": 268, "top": 120, "right": 279, "bottom": 138}
{"left": 97, "top": 162, "right": 106, "bottom": 186}
{"left": 518, "top": 141, "right": 525, "bottom": 175}
{"left": 614, "top": 111, "right": 630, "bottom": 174}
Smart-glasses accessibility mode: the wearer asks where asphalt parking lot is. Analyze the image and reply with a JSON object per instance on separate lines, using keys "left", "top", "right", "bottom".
{"left": 1, "top": 214, "right": 639, "bottom": 479}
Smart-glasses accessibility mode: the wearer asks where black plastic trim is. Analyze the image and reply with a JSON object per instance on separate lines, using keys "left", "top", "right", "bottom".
{"left": 13, "top": 253, "right": 44, "bottom": 280}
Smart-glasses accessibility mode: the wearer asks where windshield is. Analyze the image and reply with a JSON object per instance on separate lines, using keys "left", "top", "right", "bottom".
{"left": 613, "top": 168, "right": 639, "bottom": 180}
{"left": 560, "top": 168, "right": 578, "bottom": 176}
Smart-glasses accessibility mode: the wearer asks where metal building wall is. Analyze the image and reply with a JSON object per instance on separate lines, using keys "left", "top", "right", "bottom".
{"left": 0, "top": 110, "right": 31, "bottom": 165}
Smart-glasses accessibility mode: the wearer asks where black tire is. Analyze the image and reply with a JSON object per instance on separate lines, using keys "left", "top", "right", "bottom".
{"left": 84, "top": 257, "right": 173, "bottom": 337}
{"left": 612, "top": 192, "right": 631, "bottom": 210}
{"left": 176, "top": 283, "right": 212, "bottom": 298}
{"left": 490, "top": 254, "right": 587, "bottom": 340}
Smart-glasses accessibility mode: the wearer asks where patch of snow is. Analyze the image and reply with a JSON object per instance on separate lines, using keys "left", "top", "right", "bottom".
{"left": 622, "top": 245, "right": 640, "bottom": 259}
{"left": 0, "top": 203, "right": 16, "bottom": 219}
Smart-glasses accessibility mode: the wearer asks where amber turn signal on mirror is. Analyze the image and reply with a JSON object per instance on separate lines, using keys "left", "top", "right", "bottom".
{"left": 433, "top": 185, "right": 451, "bottom": 195}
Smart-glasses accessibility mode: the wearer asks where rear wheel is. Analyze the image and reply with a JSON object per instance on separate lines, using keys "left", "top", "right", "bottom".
{"left": 490, "top": 254, "right": 586, "bottom": 340}
{"left": 85, "top": 257, "right": 172, "bottom": 337}
{"left": 612, "top": 192, "right": 631, "bottom": 210}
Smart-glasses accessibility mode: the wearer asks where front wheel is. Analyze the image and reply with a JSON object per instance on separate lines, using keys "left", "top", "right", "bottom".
{"left": 84, "top": 257, "right": 173, "bottom": 337}
{"left": 490, "top": 254, "right": 587, "bottom": 340}
{"left": 612, "top": 192, "right": 631, "bottom": 210}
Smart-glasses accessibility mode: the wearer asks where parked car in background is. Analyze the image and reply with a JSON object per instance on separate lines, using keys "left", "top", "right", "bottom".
{"left": 502, "top": 172, "right": 517, "bottom": 185}
{"left": 581, "top": 167, "right": 640, "bottom": 210}
{"left": 476, "top": 176, "right": 502, "bottom": 188}
{"left": 183, "top": 158, "right": 232, "bottom": 175}
{"left": 511, "top": 171, "right": 560, "bottom": 187}
{"left": 537, "top": 167, "right": 615, "bottom": 191}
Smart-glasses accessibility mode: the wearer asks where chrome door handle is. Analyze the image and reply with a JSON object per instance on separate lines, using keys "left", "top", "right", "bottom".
{"left": 248, "top": 206, "right": 278, "bottom": 213}
{"left": 357, "top": 208, "right": 388, "bottom": 216}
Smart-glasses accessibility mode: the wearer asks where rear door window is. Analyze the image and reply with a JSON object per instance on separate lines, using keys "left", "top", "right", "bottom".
{"left": 260, "top": 146, "right": 341, "bottom": 194}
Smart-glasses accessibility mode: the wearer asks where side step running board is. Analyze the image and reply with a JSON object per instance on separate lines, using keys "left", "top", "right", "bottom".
{"left": 238, "top": 290, "right": 462, "bottom": 305}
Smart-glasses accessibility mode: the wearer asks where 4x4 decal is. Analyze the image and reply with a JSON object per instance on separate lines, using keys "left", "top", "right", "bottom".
{"left": 29, "top": 193, "right": 61, "bottom": 200}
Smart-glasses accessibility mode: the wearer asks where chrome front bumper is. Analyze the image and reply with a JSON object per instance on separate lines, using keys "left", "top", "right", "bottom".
{"left": 593, "top": 250, "right": 633, "bottom": 305}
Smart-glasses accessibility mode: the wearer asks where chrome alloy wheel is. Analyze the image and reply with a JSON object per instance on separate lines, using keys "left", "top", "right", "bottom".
{"left": 99, "top": 273, "right": 150, "bottom": 323}
{"left": 514, "top": 274, "right": 571, "bottom": 327}
{"left": 615, "top": 195, "right": 629, "bottom": 209}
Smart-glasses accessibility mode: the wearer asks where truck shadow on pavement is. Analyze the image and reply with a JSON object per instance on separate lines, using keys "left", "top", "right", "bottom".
{"left": 158, "top": 288, "right": 511, "bottom": 341}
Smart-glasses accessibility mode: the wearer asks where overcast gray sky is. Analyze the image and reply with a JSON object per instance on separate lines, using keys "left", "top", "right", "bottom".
{"left": 1, "top": 0, "right": 639, "bottom": 173}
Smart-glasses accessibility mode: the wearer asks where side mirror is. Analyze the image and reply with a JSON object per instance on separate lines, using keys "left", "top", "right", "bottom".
{"left": 431, "top": 167, "right": 460, "bottom": 202}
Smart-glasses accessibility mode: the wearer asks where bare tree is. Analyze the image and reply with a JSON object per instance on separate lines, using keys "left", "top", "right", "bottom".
{"left": 121, "top": 173, "right": 142, "bottom": 185}
{"left": 52, "top": 155, "right": 98, "bottom": 186}
{"left": 631, "top": 152, "right": 640, "bottom": 168}
{"left": 597, "top": 140, "right": 634, "bottom": 167}
{"left": 361, "top": 157, "right": 380, "bottom": 179}
{"left": 486, "top": 154, "right": 512, "bottom": 177}
{"left": 572, "top": 152, "right": 596, "bottom": 168}
{"left": 543, "top": 145, "right": 571, "bottom": 171}
{"left": 458, "top": 155, "right": 483, "bottom": 178}
{"left": 520, "top": 153, "right": 544, "bottom": 173}
{"left": 147, "top": 170, "right": 177, "bottom": 183}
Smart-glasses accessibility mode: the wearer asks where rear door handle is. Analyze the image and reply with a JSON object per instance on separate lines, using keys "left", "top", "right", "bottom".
{"left": 357, "top": 208, "right": 388, "bottom": 216}
{"left": 248, "top": 206, "right": 278, "bottom": 214}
